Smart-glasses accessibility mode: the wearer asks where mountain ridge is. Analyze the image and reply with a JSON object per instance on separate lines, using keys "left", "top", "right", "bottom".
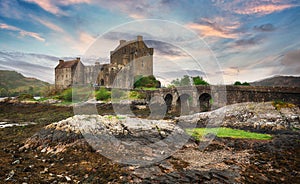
{"left": 0, "top": 70, "right": 50, "bottom": 97}
{"left": 250, "top": 75, "right": 300, "bottom": 87}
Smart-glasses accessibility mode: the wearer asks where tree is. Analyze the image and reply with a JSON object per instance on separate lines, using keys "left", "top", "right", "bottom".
{"left": 171, "top": 75, "right": 209, "bottom": 87}
{"left": 234, "top": 81, "right": 242, "bottom": 85}
{"left": 192, "top": 76, "right": 209, "bottom": 85}
{"left": 171, "top": 75, "right": 191, "bottom": 87}
{"left": 0, "top": 88, "right": 8, "bottom": 97}
{"left": 234, "top": 81, "right": 250, "bottom": 86}
{"left": 134, "top": 75, "right": 161, "bottom": 89}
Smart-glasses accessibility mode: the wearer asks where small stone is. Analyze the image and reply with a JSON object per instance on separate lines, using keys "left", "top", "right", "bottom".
{"left": 12, "top": 160, "right": 20, "bottom": 165}
{"left": 41, "top": 147, "right": 47, "bottom": 153}
{"left": 5, "top": 170, "right": 15, "bottom": 181}
{"left": 40, "top": 167, "right": 48, "bottom": 174}
{"left": 128, "top": 166, "right": 135, "bottom": 171}
{"left": 65, "top": 176, "right": 71, "bottom": 181}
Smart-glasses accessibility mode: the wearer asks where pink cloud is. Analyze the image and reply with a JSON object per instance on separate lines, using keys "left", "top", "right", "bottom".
{"left": 214, "top": 0, "right": 299, "bottom": 16}
{"left": 24, "top": 0, "right": 91, "bottom": 15}
{"left": 0, "top": 23, "right": 45, "bottom": 42}
{"left": 25, "top": 0, "right": 61, "bottom": 15}
{"left": 34, "top": 18, "right": 64, "bottom": 33}
{"left": 235, "top": 4, "right": 297, "bottom": 15}
{"left": 186, "top": 17, "right": 240, "bottom": 39}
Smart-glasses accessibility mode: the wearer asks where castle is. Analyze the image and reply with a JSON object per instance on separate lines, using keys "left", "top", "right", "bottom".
{"left": 55, "top": 36, "right": 154, "bottom": 89}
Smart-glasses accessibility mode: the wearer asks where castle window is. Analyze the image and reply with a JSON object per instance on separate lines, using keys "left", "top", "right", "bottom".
{"left": 142, "top": 61, "right": 144, "bottom": 67}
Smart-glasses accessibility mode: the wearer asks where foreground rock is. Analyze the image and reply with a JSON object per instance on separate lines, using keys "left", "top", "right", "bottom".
{"left": 177, "top": 102, "right": 300, "bottom": 132}
{"left": 21, "top": 115, "right": 187, "bottom": 165}
{"left": 20, "top": 114, "right": 253, "bottom": 183}
{"left": 11, "top": 102, "right": 299, "bottom": 183}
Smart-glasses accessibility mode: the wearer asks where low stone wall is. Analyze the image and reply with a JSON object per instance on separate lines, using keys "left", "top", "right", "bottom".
{"left": 225, "top": 86, "right": 300, "bottom": 106}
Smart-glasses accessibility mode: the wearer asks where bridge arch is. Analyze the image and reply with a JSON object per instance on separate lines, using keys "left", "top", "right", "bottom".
{"left": 199, "top": 93, "right": 211, "bottom": 112}
{"left": 176, "top": 93, "right": 192, "bottom": 115}
{"left": 164, "top": 94, "right": 173, "bottom": 112}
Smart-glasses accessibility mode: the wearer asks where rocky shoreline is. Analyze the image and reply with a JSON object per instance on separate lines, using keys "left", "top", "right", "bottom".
{"left": 0, "top": 101, "right": 299, "bottom": 183}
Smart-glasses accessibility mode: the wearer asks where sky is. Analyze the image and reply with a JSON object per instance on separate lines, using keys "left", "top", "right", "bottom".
{"left": 0, "top": 0, "right": 299, "bottom": 85}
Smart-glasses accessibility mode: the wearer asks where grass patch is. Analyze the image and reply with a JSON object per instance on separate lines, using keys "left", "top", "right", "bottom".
{"left": 134, "top": 87, "right": 158, "bottom": 91}
{"left": 186, "top": 127, "right": 272, "bottom": 141}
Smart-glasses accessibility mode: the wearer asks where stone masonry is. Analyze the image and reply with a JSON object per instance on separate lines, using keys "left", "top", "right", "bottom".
{"left": 55, "top": 35, "right": 153, "bottom": 89}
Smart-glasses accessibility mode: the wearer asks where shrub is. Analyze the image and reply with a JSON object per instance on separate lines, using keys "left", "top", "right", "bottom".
{"left": 234, "top": 81, "right": 250, "bottom": 86}
{"left": 95, "top": 88, "right": 111, "bottom": 101}
{"left": 134, "top": 75, "right": 161, "bottom": 89}
{"left": 192, "top": 76, "right": 209, "bottom": 85}
{"left": 129, "top": 91, "right": 146, "bottom": 99}
{"left": 18, "top": 93, "right": 34, "bottom": 101}
{"left": 61, "top": 88, "right": 73, "bottom": 102}
{"left": 272, "top": 100, "right": 295, "bottom": 110}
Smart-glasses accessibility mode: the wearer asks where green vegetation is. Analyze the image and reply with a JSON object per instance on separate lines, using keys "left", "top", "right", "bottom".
{"left": 17, "top": 94, "right": 34, "bottom": 101}
{"left": 0, "top": 70, "right": 50, "bottom": 97}
{"left": 129, "top": 90, "right": 146, "bottom": 99}
{"left": 134, "top": 75, "right": 161, "bottom": 89}
{"left": 170, "top": 75, "right": 209, "bottom": 87}
{"left": 111, "top": 89, "right": 127, "bottom": 99}
{"left": 272, "top": 100, "right": 295, "bottom": 110}
{"left": 192, "top": 76, "right": 209, "bottom": 85}
{"left": 171, "top": 75, "right": 191, "bottom": 87}
{"left": 61, "top": 88, "right": 73, "bottom": 102}
{"left": 186, "top": 127, "right": 272, "bottom": 141}
{"left": 95, "top": 87, "right": 111, "bottom": 101}
{"left": 234, "top": 81, "right": 250, "bottom": 86}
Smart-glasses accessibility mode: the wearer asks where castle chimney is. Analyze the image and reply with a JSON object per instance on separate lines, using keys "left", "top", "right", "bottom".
{"left": 120, "top": 40, "right": 126, "bottom": 45}
{"left": 76, "top": 57, "right": 80, "bottom": 61}
{"left": 137, "top": 35, "right": 143, "bottom": 41}
{"left": 59, "top": 59, "right": 64, "bottom": 64}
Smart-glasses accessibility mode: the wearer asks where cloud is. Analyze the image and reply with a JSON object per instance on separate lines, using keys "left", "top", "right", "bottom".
{"left": 186, "top": 17, "right": 240, "bottom": 39}
{"left": 144, "top": 40, "right": 188, "bottom": 57}
{"left": 279, "top": 49, "right": 300, "bottom": 74}
{"left": 24, "top": 0, "right": 91, "bottom": 15}
{"left": 0, "top": 0, "right": 25, "bottom": 19}
{"left": 0, "top": 51, "right": 60, "bottom": 83}
{"left": 79, "top": 31, "right": 95, "bottom": 46}
{"left": 25, "top": 0, "right": 61, "bottom": 15}
{"left": 35, "top": 18, "right": 64, "bottom": 33}
{"left": 214, "top": 0, "right": 299, "bottom": 16}
{"left": 235, "top": 4, "right": 297, "bottom": 15}
{"left": 0, "top": 23, "right": 45, "bottom": 42}
{"left": 235, "top": 36, "right": 263, "bottom": 46}
{"left": 102, "top": 32, "right": 141, "bottom": 41}
{"left": 254, "top": 23, "right": 276, "bottom": 32}
{"left": 65, "top": 31, "right": 95, "bottom": 53}
{"left": 86, "top": 0, "right": 173, "bottom": 19}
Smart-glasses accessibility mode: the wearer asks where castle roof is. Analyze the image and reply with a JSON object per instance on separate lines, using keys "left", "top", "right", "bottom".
{"left": 55, "top": 59, "right": 79, "bottom": 69}
{"left": 113, "top": 40, "right": 136, "bottom": 52}
{"left": 111, "top": 35, "right": 148, "bottom": 55}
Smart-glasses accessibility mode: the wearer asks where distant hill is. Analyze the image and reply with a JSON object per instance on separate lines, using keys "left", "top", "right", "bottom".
{"left": 0, "top": 70, "right": 50, "bottom": 97}
{"left": 251, "top": 76, "right": 300, "bottom": 87}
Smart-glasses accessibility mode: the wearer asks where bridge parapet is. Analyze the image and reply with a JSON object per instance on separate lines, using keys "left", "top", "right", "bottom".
{"left": 141, "top": 85, "right": 300, "bottom": 114}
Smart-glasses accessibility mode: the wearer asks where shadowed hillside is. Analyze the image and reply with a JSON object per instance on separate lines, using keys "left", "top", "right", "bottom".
{"left": 0, "top": 70, "right": 50, "bottom": 96}
{"left": 251, "top": 76, "right": 300, "bottom": 87}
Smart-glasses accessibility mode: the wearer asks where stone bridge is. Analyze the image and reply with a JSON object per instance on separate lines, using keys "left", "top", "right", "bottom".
{"left": 142, "top": 85, "right": 300, "bottom": 114}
